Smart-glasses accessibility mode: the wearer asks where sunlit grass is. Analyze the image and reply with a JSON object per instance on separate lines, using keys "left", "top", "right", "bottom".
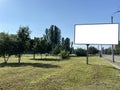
{"left": 0, "top": 55, "right": 120, "bottom": 90}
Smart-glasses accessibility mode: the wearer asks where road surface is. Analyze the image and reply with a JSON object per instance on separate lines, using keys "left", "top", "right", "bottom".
{"left": 102, "top": 55, "right": 120, "bottom": 69}
{"left": 102, "top": 55, "right": 120, "bottom": 62}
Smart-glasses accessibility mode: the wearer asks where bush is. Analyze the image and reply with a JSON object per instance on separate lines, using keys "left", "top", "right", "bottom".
{"left": 60, "top": 50, "right": 69, "bottom": 59}
{"left": 88, "top": 46, "right": 99, "bottom": 55}
{"left": 52, "top": 45, "right": 60, "bottom": 55}
{"left": 75, "top": 48, "right": 86, "bottom": 56}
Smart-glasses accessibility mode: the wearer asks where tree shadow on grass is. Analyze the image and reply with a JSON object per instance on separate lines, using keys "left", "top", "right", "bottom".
{"left": 30, "top": 58, "right": 61, "bottom": 61}
{"left": 0, "top": 62, "right": 60, "bottom": 68}
{"left": 30, "top": 57, "right": 71, "bottom": 61}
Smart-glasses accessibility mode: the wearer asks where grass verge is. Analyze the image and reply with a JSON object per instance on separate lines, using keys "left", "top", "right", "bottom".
{"left": 0, "top": 55, "right": 120, "bottom": 90}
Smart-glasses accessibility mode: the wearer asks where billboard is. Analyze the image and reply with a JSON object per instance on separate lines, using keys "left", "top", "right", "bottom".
{"left": 74, "top": 23, "right": 119, "bottom": 45}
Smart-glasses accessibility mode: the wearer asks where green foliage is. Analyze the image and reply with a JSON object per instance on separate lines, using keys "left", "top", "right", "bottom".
{"left": 65, "top": 38, "right": 70, "bottom": 51}
{"left": 0, "top": 25, "right": 72, "bottom": 62}
{"left": 103, "top": 47, "right": 112, "bottom": 54}
{"left": 75, "top": 48, "right": 86, "bottom": 56}
{"left": 60, "top": 50, "right": 69, "bottom": 59}
{"left": 32, "top": 37, "right": 49, "bottom": 59}
{"left": 44, "top": 25, "right": 61, "bottom": 53}
{"left": 32, "top": 37, "right": 40, "bottom": 53}
{"left": 17, "top": 26, "right": 31, "bottom": 61}
{"left": 115, "top": 41, "right": 120, "bottom": 55}
{"left": 17, "top": 26, "right": 31, "bottom": 52}
{"left": 52, "top": 45, "right": 60, "bottom": 55}
{"left": 39, "top": 38, "right": 47, "bottom": 54}
{"left": 115, "top": 46, "right": 120, "bottom": 55}
{"left": 61, "top": 37, "right": 70, "bottom": 52}
{"left": 0, "top": 32, "right": 16, "bottom": 63}
{"left": 17, "top": 26, "right": 30, "bottom": 41}
{"left": 88, "top": 46, "right": 99, "bottom": 55}
{"left": 70, "top": 41, "right": 74, "bottom": 54}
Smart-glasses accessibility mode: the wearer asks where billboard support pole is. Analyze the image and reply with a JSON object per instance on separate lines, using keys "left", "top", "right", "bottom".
{"left": 112, "top": 45, "right": 115, "bottom": 62}
{"left": 86, "top": 44, "right": 89, "bottom": 64}
{"left": 111, "top": 16, "right": 115, "bottom": 62}
{"left": 100, "top": 45, "right": 103, "bottom": 57}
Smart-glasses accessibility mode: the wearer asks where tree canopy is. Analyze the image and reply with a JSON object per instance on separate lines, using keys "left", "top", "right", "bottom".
{"left": 0, "top": 25, "right": 72, "bottom": 63}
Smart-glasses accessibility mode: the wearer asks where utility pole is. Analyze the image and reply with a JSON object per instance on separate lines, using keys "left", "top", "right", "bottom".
{"left": 111, "top": 16, "right": 115, "bottom": 62}
{"left": 111, "top": 10, "right": 120, "bottom": 62}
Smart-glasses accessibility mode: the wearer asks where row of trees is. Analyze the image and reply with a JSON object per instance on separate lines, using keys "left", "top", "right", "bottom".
{"left": 2, "top": 24, "right": 120, "bottom": 64}
{"left": 32, "top": 25, "right": 72, "bottom": 59}
{"left": 86, "top": 42, "right": 120, "bottom": 55}
{"left": 75, "top": 46, "right": 99, "bottom": 56}
{"left": 103, "top": 42, "right": 120, "bottom": 55}
{"left": 0, "top": 25, "right": 73, "bottom": 63}
{"left": 0, "top": 26, "right": 30, "bottom": 63}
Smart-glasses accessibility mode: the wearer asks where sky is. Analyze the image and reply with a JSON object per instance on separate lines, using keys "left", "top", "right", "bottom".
{"left": 0, "top": 0, "right": 120, "bottom": 49}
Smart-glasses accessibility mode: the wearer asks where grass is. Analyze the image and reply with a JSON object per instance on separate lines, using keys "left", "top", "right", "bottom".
{"left": 0, "top": 55, "right": 120, "bottom": 90}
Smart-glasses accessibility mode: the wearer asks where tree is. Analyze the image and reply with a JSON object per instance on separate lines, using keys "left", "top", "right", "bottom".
{"left": 64, "top": 38, "right": 70, "bottom": 52}
{"left": 88, "top": 46, "right": 99, "bottom": 55}
{"left": 61, "top": 37, "right": 65, "bottom": 50}
{"left": 70, "top": 41, "right": 74, "bottom": 54}
{"left": 52, "top": 45, "right": 60, "bottom": 59}
{"left": 75, "top": 48, "right": 86, "bottom": 56}
{"left": 44, "top": 25, "right": 61, "bottom": 54}
{"left": 115, "top": 41, "right": 120, "bottom": 55}
{"left": 16, "top": 26, "right": 31, "bottom": 63}
{"left": 32, "top": 37, "right": 48, "bottom": 59}
{"left": 39, "top": 37, "right": 48, "bottom": 59}
{"left": 61, "top": 37, "right": 70, "bottom": 52}
{"left": 60, "top": 37, "right": 71, "bottom": 59}
{"left": 28, "top": 38, "right": 34, "bottom": 53}
{"left": 104, "top": 47, "right": 112, "bottom": 54}
{"left": 0, "top": 33, "right": 15, "bottom": 63}
{"left": 115, "top": 46, "right": 120, "bottom": 55}
{"left": 32, "top": 37, "right": 40, "bottom": 59}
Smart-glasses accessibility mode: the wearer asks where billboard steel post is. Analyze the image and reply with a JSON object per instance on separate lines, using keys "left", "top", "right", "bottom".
{"left": 112, "top": 45, "right": 115, "bottom": 62}
{"left": 86, "top": 44, "right": 89, "bottom": 64}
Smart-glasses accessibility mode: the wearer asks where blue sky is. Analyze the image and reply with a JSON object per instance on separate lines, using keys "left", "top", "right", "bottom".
{"left": 0, "top": 0, "right": 120, "bottom": 48}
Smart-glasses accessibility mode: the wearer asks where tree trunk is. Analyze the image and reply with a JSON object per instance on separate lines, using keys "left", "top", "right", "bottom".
{"left": 18, "top": 54, "right": 21, "bottom": 64}
{"left": 6, "top": 56, "right": 9, "bottom": 63}
{"left": 4, "top": 58, "right": 7, "bottom": 64}
{"left": 18, "top": 57, "right": 20, "bottom": 64}
{"left": 3, "top": 56, "right": 7, "bottom": 64}
{"left": 33, "top": 51, "right": 35, "bottom": 59}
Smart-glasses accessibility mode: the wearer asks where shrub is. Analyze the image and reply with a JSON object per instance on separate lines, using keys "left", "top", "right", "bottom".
{"left": 75, "top": 48, "right": 86, "bottom": 56}
{"left": 88, "top": 46, "right": 99, "bottom": 55}
{"left": 60, "top": 50, "right": 69, "bottom": 59}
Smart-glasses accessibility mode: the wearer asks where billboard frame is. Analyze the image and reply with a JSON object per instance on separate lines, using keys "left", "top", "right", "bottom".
{"left": 74, "top": 23, "right": 119, "bottom": 64}
{"left": 74, "top": 23, "right": 119, "bottom": 45}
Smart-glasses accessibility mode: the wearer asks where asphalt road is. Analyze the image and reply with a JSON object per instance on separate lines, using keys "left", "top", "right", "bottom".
{"left": 102, "top": 54, "right": 120, "bottom": 62}
{"left": 102, "top": 54, "right": 120, "bottom": 69}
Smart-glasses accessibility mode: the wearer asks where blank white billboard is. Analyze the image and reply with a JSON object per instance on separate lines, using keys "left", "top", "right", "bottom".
{"left": 74, "top": 24, "right": 119, "bottom": 45}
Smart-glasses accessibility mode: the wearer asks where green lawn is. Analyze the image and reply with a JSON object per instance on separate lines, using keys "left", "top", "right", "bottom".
{"left": 0, "top": 55, "right": 120, "bottom": 90}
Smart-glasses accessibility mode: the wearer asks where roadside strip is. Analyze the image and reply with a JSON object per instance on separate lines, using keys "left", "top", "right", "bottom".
{"left": 102, "top": 57, "right": 120, "bottom": 70}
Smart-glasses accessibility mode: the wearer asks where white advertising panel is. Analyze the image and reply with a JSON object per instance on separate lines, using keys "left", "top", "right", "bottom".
{"left": 74, "top": 24, "right": 119, "bottom": 45}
